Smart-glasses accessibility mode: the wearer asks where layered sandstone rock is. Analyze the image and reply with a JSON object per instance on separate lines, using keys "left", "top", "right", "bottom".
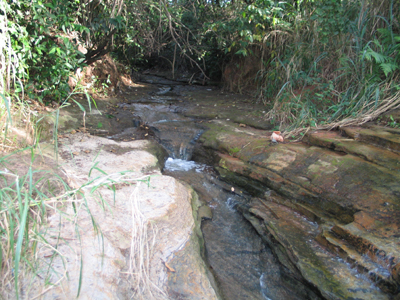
{"left": 24, "top": 133, "right": 218, "bottom": 300}
{"left": 195, "top": 119, "right": 400, "bottom": 299}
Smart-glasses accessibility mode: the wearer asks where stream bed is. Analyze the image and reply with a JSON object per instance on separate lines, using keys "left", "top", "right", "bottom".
{"left": 101, "top": 81, "right": 322, "bottom": 299}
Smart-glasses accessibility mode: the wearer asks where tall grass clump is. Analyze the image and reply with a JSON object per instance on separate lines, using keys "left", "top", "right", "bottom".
{"left": 0, "top": 150, "right": 163, "bottom": 298}
{"left": 0, "top": 0, "right": 37, "bottom": 151}
{"left": 0, "top": 1, "right": 84, "bottom": 297}
{"left": 259, "top": 0, "right": 400, "bottom": 136}
{"left": 0, "top": 149, "right": 71, "bottom": 298}
{"left": 0, "top": 0, "right": 16, "bottom": 147}
{"left": 209, "top": 0, "right": 400, "bottom": 136}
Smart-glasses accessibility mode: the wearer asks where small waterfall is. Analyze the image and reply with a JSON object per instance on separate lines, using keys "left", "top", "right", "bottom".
{"left": 106, "top": 83, "right": 323, "bottom": 300}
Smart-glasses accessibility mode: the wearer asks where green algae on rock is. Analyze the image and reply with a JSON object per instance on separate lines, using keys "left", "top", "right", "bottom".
{"left": 195, "top": 119, "right": 400, "bottom": 299}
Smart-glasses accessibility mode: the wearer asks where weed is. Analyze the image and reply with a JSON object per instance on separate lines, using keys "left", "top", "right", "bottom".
{"left": 388, "top": 115, "right": 399, "bottom": 128}
{"left": 229, "top": 147, "right": 240, "bottom": 156}
{"left": 90, "top": 75, "right": 112, "bottom": 97}
{"left": 259, "top": 0, "right": 400, "bottom": 138}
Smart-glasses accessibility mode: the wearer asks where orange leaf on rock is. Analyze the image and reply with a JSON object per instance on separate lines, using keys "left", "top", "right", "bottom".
{"left": 271, "top": 132, "right": 284, "bottom": 143}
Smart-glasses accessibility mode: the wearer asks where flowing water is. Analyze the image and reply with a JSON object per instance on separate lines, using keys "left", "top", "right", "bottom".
{"left": 108, "top": 82, "right": 321, "bottom": 299}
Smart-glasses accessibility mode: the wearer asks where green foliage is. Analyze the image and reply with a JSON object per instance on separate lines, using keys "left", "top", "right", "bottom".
{"left": 228, "top": 146, "right": 240, "bottom": 156}
{"left": 5, "top": 0, "right": 125, "bottom": 103}
{"left": 6, "top": 0, "right": 87, "bottom": 102}
{"left": 257, "top": 0, "right": 400, "bottom": 132}
{"left": 3, "top": 0, "right": 400, "bottom": 131}
{"left": 77, "top": 0, "right": 125, "bottom": 65}
{"left": 310, "top": 0, "right": 349, "bottom": 44}
{"left": 388, "top": 115, "right": 399, "bottom": 128}
{"left": 110, "top": 0, "right": 398, "bottom": 133}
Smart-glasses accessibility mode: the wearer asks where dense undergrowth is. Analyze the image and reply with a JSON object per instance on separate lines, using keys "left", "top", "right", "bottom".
{"left": 110, "top": 0, "right": 400, "bottom": 135}
{"left": 2, "top": 0, "right": 399, "bottom": 138}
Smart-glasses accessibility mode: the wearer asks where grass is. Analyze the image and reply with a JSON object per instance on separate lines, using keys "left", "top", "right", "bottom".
{"left": 0, "top": 149, "right": 70, "bottom": 298}
{"left": 0, "top": 143, "right": 169, "bottom": 299}
{"left": 127, "top": 178, "right": 169, "bottom": 300}
{"left": 1, "top": 27, "right": 166, "bottom": 298}
{"left": 256, "top": 0, "right": 400, "bottom": 139}
{"left": 0, "top": 2, "right": 174, "bottom": 297}
{"left": 1, "top": 21, "right": 163, "bottom": 296}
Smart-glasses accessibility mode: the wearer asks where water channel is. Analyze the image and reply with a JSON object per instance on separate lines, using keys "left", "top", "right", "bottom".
{"left": 105, "top": 80, "right": 322, "bottom": 299}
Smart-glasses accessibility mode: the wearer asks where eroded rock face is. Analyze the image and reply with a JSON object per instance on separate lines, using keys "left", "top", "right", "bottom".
{"left": 196, "top": 120, "right": 400, "bottom": 299}
{"left": 25, "top": 133, "right": 218, "bottom": 299}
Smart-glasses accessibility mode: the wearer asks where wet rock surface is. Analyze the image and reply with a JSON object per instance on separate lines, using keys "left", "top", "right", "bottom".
{"left": 197, "top": 118, "right": 400, "bottom": 299}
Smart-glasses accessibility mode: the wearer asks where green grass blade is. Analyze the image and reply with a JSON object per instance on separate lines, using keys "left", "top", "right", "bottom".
{"left": 71, "top": 99, "right": 86, "bottom": 113}
{"left": 54, "top": 109, "right": 60, "bottom": 162}
{"left": 77, "top": 252, "right": 83, "bottom": 297}
{"left": 0, "top": 93, "right": 12, "bottom": 124}
{"left": 0, "top": 93, "right": 12, "bottom": 145}
{"left": 14, "top": 193, "right": 31, "bottom": 299}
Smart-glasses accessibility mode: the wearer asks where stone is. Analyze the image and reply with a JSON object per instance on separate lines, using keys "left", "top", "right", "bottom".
{"left": 198, "top": 205, "right": 213, "bottom": 220}
{"left": 197, "top": 119, "right": 400, "bottom": 299}
{"left": 22, "top": 133, "right": 217, "bottom": 299}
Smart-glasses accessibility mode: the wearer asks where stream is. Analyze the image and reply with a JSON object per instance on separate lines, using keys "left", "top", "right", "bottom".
{"left": 106, "top": 80, "right": 321, "bottom": 300}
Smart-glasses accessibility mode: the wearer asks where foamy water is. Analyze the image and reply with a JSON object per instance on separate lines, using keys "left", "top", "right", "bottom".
{"left": 164, "top": 157, "right": 207, "bottom": 172}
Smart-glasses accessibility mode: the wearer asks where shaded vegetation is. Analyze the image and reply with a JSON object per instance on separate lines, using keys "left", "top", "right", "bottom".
{"left": 2, "top": 0, "right": 399, "bottom": 134}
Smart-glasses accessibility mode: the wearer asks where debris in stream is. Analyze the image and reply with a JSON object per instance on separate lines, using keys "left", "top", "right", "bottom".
{"left": 271, "top": 131, "right": 284, "bottom": 143}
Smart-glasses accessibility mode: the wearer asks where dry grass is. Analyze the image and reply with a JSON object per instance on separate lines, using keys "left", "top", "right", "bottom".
{"left": 0, "top": 155, "right": 70, "bottom": 299}
{"left": 0, "top": 147, "right": 171, "bottom": 299}
{"left": 128, "top": 179, "right": 169, "bottom": 300}
{"left": 283, "top": 90, "right": 400, "bottom": 140}
{"left": 259, "top": 0, "right": 400, "bottom": 140}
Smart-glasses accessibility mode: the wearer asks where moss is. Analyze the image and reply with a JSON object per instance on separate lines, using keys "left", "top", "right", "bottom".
{"left": 144, "top": 141, "right": 169, "bottom": 169}
{"left": 216, "top": 167, "right": 266, "bottom": 197}
{"left": 219, "top": 158, "right": 227, "bottom": 169}
{"left": 228, "top": 146, "right": 240, "bottom": 156}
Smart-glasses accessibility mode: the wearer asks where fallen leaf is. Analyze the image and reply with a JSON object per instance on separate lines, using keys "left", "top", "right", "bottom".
{"left": 72, "top": 152, "right": 79, "bottom": 156}
{"left": 164, "top": 262, "right": 175, "bottom": 273}
{"left": 239, "top": 124, "right": 246, "bottom": 127}
{"left": 84, "top": 150, "right": 90, "bottom": 153}
{"left": 271, "top": 132, "right": 284, "bottom": 143}
{"left": 71, "top": 130, "right": 76, "bottom": 134}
